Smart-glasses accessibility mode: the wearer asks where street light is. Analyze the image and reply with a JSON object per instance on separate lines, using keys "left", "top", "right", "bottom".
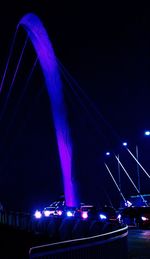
{"left": 144, "top": 130, "right": 150, "bottom": 136}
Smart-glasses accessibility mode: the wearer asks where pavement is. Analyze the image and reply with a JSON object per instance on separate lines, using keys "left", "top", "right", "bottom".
{"left": 128, "top": 228, "right": 150, "bottom": 259}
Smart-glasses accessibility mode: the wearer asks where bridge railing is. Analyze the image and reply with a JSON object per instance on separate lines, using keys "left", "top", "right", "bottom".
{"left": 0, "top": 210, "right": 31, "bottom": 230}
{"left": 0, "top": 210, "right": 128, "bottom": 258}
{"left": 29, "top": 225, "right": 128, "bottom": 259}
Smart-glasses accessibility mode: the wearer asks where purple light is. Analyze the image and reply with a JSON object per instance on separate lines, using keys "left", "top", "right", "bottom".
{"left": 81, "top": 211, "right": 88, "bottom": 219}
{"left": 57, "top": 210, "right": 63, "bottom": 216}
{"left": 19, "top": 13, "right": 77, "bottom": 207}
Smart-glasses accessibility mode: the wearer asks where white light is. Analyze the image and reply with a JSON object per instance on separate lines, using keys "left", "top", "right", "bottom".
{"left": 43, "top": 210, "right": 51, "bottom": 217}
{"left": 81, "top": 211, "right": 88, "bottom": 219}
{"left": 106, "top": 152, "right": 110, "bottom": 156}
{"left": 144, "top": 131, "right": 150, "bottom": 136}
{"left": 141, "top": 216, "right": 148, "bottom": 221}
{"left": 66, "top": 211, "right": 74, "bottom": 217}
{"left": 123, "top": 142, "right": 127, "bottom": 146}
{"left": 34, "top": 210, "right": 42, "bottom": 219}
{"left": 117, "top": 214, "right": 121, "bottom": 220}
{"left": 100, "top": 214, "right": 107, "bottom": 220}
{"left": 125, "top": 200, "right": 132, "bottom": 207}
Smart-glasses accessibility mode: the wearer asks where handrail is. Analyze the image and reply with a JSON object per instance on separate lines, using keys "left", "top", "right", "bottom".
{"left": 29, "top": 225, "right": 128, "bottom": 258}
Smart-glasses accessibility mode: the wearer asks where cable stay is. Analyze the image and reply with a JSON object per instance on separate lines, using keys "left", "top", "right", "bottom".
{"left": 127, "top": 148, "right": 150, "bottom": 179}
{"left": 0, "top": 35, "right": 29, "bottom": 123}
{"left": 115, "top": 155, "right": 148, "bottom": 206}
{"left": 0, "top": 28, "right": 19, "bottom": 93}
{"left": 0, "top": 85, "right": 45, "bottom": 174}
{"left": 58, "top": 60, "right": 111, "bottom": 147}
{"left": 101, "top": 186, "right": 115, "bottom": 209}
{"left": 105, "top": 163, "right": 126, "bottom": 203}
{"left": 4, "top": 57, "right": 38, "bottom": 138}
{"left": 58, "top": 59, "right": 150, "bottom": 202}
{"left": 57, "top": 58, "right": 122, "bottom": 143}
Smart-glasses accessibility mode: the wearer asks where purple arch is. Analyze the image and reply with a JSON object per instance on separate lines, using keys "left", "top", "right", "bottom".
{"left": 19, "top": 13, "right": 76, "bottom": 207}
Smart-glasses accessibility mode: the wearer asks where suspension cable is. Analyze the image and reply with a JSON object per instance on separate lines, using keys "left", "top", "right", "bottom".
{"left": 58, "top": 61, "right": 110, "bottom": 147}
{"left": 0, "top": 28, "right": 19, "bottom": 93}
{"left": 4, "top": 57, "right": 38, "bottom": 137}
{"left": 105, "top": 163, "right": 126, "bottom": 203}
{"left": 57, "top": 58, "right": 122, "bottom": 143}
{"left": 115, "top": 155, "right": 148, "bottom": 206}
{"left": 0, "top": 35, "right": 29, "bottom": 122}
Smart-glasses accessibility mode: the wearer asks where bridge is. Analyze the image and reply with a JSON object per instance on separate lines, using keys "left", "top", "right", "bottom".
{"left": 0, "top": 10, "right": 150, "bottom": 258}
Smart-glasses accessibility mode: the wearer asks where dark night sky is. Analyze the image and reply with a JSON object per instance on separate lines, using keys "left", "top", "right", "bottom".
{"left": 0, "top": 1, "right": 150, "bottom": 211}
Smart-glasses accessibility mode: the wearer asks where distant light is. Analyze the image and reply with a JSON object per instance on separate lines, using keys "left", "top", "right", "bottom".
{"left": 122, "top": 142, "right": 127, "bottom": 147}
{"left": 99, "top": 214, "right": 107, "bottom": 220}
{"left": 141, "top": 216, "right": 148, "bottom": 221}
{"left": 57, "top": 210, "right": 63, "bottom": 216}
{"left": 106, "top": 152, "right": 110, "bottom": 156}
{"left": 43, "top": 210, "right": 51, "bottom": 217}
{"left": 66, "top": 211, "right": 74, "bottom": 217}
{"left": 117, "top": 214, "right": 121, "bottom": 221}
{"left": 125, "top": 200, "right": 132, "bottom": 207}
{"left": 34, "top": 210, "right": 42, "bottom": 219}
{"left": 81, "top": 211, "right": 88, "bottom": 219}
{"left": 144, "top": 131, "right": 150, "bottom": 136}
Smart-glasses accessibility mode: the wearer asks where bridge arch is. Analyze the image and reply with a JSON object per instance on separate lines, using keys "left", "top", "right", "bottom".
{"left": 19, "top": 13, "right": 76, "bottom": 207}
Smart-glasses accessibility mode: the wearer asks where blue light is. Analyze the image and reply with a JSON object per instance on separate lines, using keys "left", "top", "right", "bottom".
{"left": 122, "top": 142, "right": 127, "bottom": 147}
{"left": 106, "top": 152, "right": 110, "bottom": 156}
{"left": 66, "top": 211, "right": 74, "bottom": 217}
{"left": 125, "top": 200, "right": 132, "bottom": 207}
{"left": 144, "top": 131, "right": 150, "bottom": 136}
{"left": 99, "top": 214, "right": 107, "bottom": 220}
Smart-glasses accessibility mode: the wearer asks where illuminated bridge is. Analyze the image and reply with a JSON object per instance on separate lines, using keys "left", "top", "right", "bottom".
{"left": 0, "top": 13, "right": 129, "bottom": 258}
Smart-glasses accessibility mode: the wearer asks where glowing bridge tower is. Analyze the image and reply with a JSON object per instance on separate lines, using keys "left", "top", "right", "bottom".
{"left": 19, "top": 13, "right": 76, "bottom": 207}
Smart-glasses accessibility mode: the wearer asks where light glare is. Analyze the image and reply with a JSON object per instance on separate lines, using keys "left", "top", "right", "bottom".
{"left": 141, "top": 216, "right": 148, "bottom": 221}
{"left": 66, "top": 211, "right": 74, "bottom": 217}
{"left": 100, "top": 214, "right": 107, "bottom": 220}
{"left": 81, "top": 211, "right": 88, "bottom": 219}
{"left": 144, "top": 131, "right": 150, "bottom": 136}
{"left": 34, "top": 210, "right": 42, "bottom": 219}
{"left": 43, "top": 210, "right": 51, "bottom": 217}
{"left": 57, "top": 210, "right": 63, "bottom": 216}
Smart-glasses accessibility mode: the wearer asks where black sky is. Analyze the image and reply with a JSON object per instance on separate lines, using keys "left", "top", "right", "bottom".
{"left": 0, "top": 1, "right": 150, "bottom": 211}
